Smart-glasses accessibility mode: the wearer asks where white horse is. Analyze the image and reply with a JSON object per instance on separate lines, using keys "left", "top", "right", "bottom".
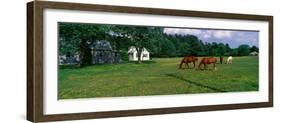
{"left": 227, "top": 56, "right": 233, "bottom": 64}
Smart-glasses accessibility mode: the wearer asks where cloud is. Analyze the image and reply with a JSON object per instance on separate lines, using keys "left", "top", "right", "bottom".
{"left": 202, "top": 31, "right": 212, "bottom": 38}
{"left": 212, "top": 31, "right": 233, "bottom": 38}
{"left": 164, "top": 28, "right": 202, "bottom": 35}
{"left": 163, "top": 28, "right": 258, "bottom": 48}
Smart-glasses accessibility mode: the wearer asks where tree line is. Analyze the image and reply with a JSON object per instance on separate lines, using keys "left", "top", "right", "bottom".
{"left": 59, "top": 23, "right": 259, "bottom": 66}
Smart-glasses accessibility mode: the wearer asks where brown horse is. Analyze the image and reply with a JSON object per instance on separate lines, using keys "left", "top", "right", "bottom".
{"left": 179, "top": 56, "right": 198, "bottom": 69}
{"left": 198, "top": 57, "right": 217, "bottom": 70}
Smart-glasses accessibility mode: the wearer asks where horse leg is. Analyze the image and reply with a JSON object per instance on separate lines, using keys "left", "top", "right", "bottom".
{"left": 213, "top": 63, "right": 217, "bottom": 70}
{"left": 179, "top": 61, "right": 183, "bottom": 69}
{"left": 186, "top": 63, "right": 189, "bottom": 69}
{"left": 198, "top": 63, "right": 202, "bottom": 70}
{"left": 204, "top": 64, "right": 207, "bottom": 70}
{"left": 193, "top": 61, "right": 196, "bottom": 68}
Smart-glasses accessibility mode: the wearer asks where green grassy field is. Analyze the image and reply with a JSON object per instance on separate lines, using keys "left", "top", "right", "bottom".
{"left": 58, "top": 56, "right": 258, "bottom": 99}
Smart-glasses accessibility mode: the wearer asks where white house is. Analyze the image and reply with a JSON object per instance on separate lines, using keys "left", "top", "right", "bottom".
{"left": 249, "top": 51, "right": 258, "bottom": 56}
{"left": 128, "top": 46, "right": 150, "bottom": 61}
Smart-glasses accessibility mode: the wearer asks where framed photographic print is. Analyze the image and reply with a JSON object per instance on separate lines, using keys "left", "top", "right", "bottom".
{"left": 27, "top": 0, "right": 273, "bottom": 122}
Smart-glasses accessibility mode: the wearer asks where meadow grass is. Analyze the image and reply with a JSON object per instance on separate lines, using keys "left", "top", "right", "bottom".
{"left": 58, "top": 56, "right": 258, "bottom": 99}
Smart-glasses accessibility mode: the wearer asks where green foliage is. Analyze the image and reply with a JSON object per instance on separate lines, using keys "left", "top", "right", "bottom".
{"left": 250, "top": 46, "right": 259, "bottom": 52}
{"left": 59, "top": 22, "right": 259, "bottom": 67}
{"left": 119, "top": 50, "right": 129, "bottom": 62}
{"left": 160, "top": 39, "right": 176, "bottom": 57}
{"left": 59, "top": 23, "right": 111, "bottom": 67}
{"left": 80, "top": 40, "right": 92, "bottom": 66}
{"left": 188, "top": 35, "right": 204, "bottom": 55}
{"left": 225, "top": 43, "right": 232, "bottom": 52}
{"left": 217, "top": 43, "right": 226, "bottom": 56}
{"left": 229, "top": 48, "right": 239, "bottom": 56}
{"left": 238, "top": 44, "right": 251, "bottom": 56}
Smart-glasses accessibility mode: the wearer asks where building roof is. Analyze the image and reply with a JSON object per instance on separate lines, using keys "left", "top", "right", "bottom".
{"left": 90, "top": 40, "right": 112, "bottom": 50}
{"left": 250, "top": 51, "right": 258, "bottom": 54}
{"left": 128, "top": 46, "right": 149, "bottom": 54}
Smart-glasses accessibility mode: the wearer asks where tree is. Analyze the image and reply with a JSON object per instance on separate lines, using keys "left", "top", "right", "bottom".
{"left": 210, "top": 42, "right": 218, "bottom": 56}
{"left": 178, "top": 42, "right": 191, "bottom": 56}
{"left": 237, "top": 44, "right": 250, "bottom": 56}
{"left": 164, "top": 34, "right": 191, "bottom": 57}
{"left": 224, "top": 43, "right": 232, "bottom": 55}
{"left": 186, "top": 35, "right": 204, "bottom": 56}
{"left": 59, "top": 22, "right": 256, "bottom": 65}
{"left": 59, "top": 23, "right": 109, "bottom": 67}
{"left": 230, "top": 48, "right": 238, "bottom": 56}
{"left": 225, "top": 43, "right": 231, "bottom": 51}
{"left": 217, "top": 43, "right": 226, "bottom": 56}
{"left": 250, "top": 46, "right": 259, "bottom": 52}
{"left": 204, "top": 42, "right": 211, "bottom": 56}
{"left": 160, "top": 39, "right": 176, "bottom": 57}
{"left": 132, "top": 27, "right": 153, "bottom": 63}
{"left": 114, "top": 26, "right": 152, "bottom": 63}
{"left": 145, "top": 27, "right": 164, "bottom": 57}
{"left": 198, "top": 40, "right": 207, "bottom": 56}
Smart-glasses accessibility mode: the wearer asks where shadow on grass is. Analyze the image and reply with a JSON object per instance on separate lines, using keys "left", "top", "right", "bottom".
{"left": 59, "top": 60, "right": 157, "bottom": 69}
{"left": 128, "top": 60, "right": 157, "bottom": 64}
{"left": 165, "top": 73, "right": 226, "bottom": 92}
{"left": 59, "top": 64, "right": 80, "bottom": 69}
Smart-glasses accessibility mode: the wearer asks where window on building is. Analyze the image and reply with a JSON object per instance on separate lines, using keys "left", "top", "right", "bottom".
{"left": 143, "top": 54, "right": 147, "bottom": 57}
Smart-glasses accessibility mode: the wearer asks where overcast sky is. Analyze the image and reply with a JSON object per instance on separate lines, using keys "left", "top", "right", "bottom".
{"left": 163, "top": 28, "right": 259, "bottom": 48}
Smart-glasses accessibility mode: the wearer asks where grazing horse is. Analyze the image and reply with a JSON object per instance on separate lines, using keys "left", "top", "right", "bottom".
{"left": 219, "top": 56, "right": 224, "bottom": 64}
{"left": 226, "top": 56, "right": 233, "bottom": 64}
{"left": 198, "top": 57, "right": 217, "bottom": 70}
{"left": 179, "top": 56, "right": 198, "bottom": 69}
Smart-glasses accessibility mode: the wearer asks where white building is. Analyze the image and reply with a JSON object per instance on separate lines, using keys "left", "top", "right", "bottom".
{"left": 249, "top": 51, "right": 258, "bottom": 56}
{"left": 128, "top": 46, "right": 150, "bottom": 61}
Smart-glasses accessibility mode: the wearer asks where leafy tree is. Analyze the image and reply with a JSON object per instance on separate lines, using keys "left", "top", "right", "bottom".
{"left": 223, "top": 43, "right": 232, "bottom": 56}
{"left": 178, "top": 42, "right": 191, "bottom": 56}
{"left": 230, "top": 48, "right": 238, "bottom": 56}
{"left": 225, "top": 43, "right": 231, "bottom": 52}
{"left": 237, "top": 44, "right": 251, "bottom": 56}
{"left": 217, "top": 43, "right": 226, "bottom": 56}
{"left": 209, "top": 42, "right": 218, "bottom": 56}
{"left": 59, "top": 22, "right": 254, "bottom": 67}
{"left": 250, "top": 46, "right": 259, "bottom": 52}
{"left": 114, "top": 26, "right": 152, "bottom": 63}
{"left": 145, "top": 27, "right": 164, "bottom": 57}
{"left": 59, "top": 23, "right": 110, "bottom": 67}
{"left": 187, "top": 35, "right": 204, "bottom": 56}
{"left": 197, "top": 40, "right": 207, "bottom": 56}
{"left": 204, "top": 42, "right": 211, "bottom": 56}
{"left": 160, "top": 39, "right": 176, "bottom": 57}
